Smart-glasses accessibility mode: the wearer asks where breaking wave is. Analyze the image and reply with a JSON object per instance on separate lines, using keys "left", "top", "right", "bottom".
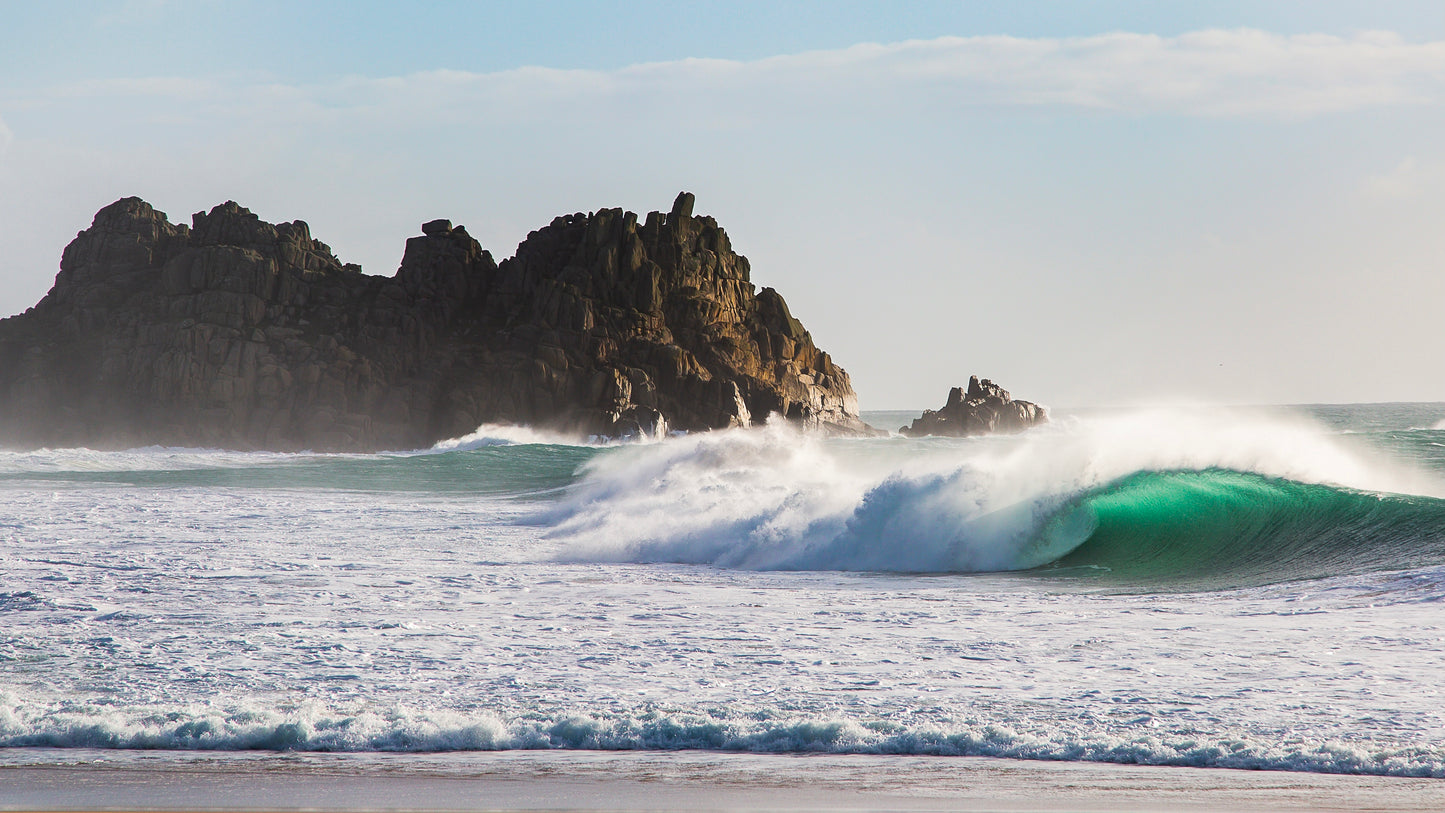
{"left": 0, "top": 696, "right": 1439, "bottom": 776}
{"left": 550, "top": 410, "right": 1445, "bottom": 585}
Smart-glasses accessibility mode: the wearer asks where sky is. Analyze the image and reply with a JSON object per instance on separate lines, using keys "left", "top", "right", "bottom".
{"left": 2, "top": 1, "right": 1444, "bottom": 409}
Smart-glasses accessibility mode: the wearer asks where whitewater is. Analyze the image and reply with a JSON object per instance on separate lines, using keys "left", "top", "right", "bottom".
{"left": 1, "top": 404, "right": 1444, "bottom": 777}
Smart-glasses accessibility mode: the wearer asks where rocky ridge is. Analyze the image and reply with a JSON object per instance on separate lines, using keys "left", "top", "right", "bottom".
{"left": 0, "top": 193, "right": 868, "bottom": 451}
{"left": 899, "top": 376, "right": 1047, "bottom": 437}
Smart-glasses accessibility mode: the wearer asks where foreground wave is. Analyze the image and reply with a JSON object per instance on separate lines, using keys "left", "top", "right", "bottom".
{"left": 1, "top": 698, "right": 1439, "bottom": 777}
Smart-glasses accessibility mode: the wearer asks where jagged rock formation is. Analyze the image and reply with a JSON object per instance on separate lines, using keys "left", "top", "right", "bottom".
{"left": 0, "top": 192, "right": 870, "bottom": 451}
{"left": 899, "top": 376, "right": 1046, "bottom": 437}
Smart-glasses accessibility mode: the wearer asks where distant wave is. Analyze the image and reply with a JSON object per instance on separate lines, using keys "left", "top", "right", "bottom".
{"left": 0, "top": 438, "right": 596, "bottom": 495}
{"left": 0, "top": 421, "right": 608, "bottom": 476}
{"left": 0, "top": 446, "right": 318, "bottom": 475}
{"left": 549, "top": 410, "right": 1445, "bottom": 585}
{"left": 424, "top": 423, "right": 604, "bottom": 453}
{"left": 0, "top": 696, "right": 1438, "bottom": 777}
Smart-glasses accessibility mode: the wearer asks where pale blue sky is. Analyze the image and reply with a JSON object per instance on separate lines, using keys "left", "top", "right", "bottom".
{"left": 5, "top": 1, "right": 1445, "bottom": 80}
{"left": 3, "top": 2, "right": 1444, "bottom": 408}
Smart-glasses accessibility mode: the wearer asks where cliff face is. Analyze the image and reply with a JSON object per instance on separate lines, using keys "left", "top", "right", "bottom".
{"left": 0, "top": 193, "right": 866, "bottom": 451}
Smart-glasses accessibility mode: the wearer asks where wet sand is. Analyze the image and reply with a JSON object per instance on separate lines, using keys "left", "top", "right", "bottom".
{"left": 0, "top": 750, "right": 1441, "bottom": 811}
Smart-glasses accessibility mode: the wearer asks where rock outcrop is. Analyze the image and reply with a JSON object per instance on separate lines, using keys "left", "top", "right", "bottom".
{"left": 899, "top": 376, "right": 1046, "bottom": 437}
{"left": 0, "top": 192, "right": 870, "bottom": 451}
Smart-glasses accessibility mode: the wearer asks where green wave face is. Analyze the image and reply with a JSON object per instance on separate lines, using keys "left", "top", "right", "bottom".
{"left": 1041, "top": 469, "right": 1445, "bottom": 588}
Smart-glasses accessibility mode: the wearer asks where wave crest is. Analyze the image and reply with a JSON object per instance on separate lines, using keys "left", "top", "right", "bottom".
{"left": 1, "top": 696, "right": 1440, "bottom": 776}
{"left": 550, "top": 409, "right": 1445, "bottom": 580}
{"left": 425, "top": 423, "right": 600, "bottom": 452}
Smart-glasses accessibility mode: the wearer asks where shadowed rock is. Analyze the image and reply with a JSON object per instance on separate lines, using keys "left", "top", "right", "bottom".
{"left": 899, "top": 376, "right": 1047, "bottom": 437}
{"left": 0, "top": 192, "right": 872, "bottom": 451}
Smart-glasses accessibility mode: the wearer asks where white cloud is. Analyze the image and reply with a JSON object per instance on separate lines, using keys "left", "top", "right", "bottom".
{"left": 13, "top": 29, "right": 1445, "bottom": 123}
{"left": 1361, "top": 157, "right": 1445, "bottom": 201}
{"left": 0, "top": 113, "right": 12, "bottom": 156}
{"left": 330, "top": 29, "right": 1445, "bottom": 118}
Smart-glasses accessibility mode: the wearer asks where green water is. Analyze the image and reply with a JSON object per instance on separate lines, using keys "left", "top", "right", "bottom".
{"left": 0, "top": 444, "right": 598, "bottom": 494}
{"left": 1045, "top": 468, "right": 1445, "bottom": 588}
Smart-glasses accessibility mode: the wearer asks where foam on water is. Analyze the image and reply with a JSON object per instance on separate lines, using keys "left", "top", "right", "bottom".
{"left": 0, "top": 422, "right": 595, "bottom": 478}
{"left": 423, "top": 424, "right": 603, "bottom": 454}
{"left": 0, "top": 446, "right": 327, "bottom": 475}
{"left": 0, "top": 695, "right": 1440, "bottom": 776}
{"left": 2, "top": 404, "right": 1445, "bottom": 777}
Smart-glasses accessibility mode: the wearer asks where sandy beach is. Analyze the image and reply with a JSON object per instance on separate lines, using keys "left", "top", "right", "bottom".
{"left": 0, "top": 750, "right": 1441, "bottom": 812}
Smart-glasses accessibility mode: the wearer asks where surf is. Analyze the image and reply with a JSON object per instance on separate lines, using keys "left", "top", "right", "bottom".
{"left": 3, "top": 403, "right": 1445, "bottom": 779}
{"left": 8, "top": 407, "right": 1445, "bottom": 587}
{"left": 549, "top": 408, "right": 1445, "bottom": 586}
{"left": 1036, "top": 468, "right": 1445, "bottom": 587}
{"left": 0, "top": 694, "right": 1439, "bottom": 777}
{"left": 0, "top": 432, "right": 601, "bottom": 495}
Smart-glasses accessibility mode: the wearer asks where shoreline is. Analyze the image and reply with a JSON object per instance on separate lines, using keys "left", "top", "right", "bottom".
{"left": 1, "top": 750, "right": 1441, "bottom": 812}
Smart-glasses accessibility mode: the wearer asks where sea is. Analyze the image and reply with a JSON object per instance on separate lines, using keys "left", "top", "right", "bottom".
{"left": 1, "top": 403, "right": 1444, "bottom": 780}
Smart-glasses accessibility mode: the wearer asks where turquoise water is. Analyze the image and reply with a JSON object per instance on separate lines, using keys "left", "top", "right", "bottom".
{"left": 1042, "top": 468, "right": 1445, "bottom": 587}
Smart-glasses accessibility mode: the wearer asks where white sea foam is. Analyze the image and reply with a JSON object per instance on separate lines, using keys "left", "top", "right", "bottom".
{"left": 1, "top": 404, "right": 1443, "bottom": 779}
{"left": 551, "top": 408, "right": 1443, "bottom": 572}
{"left": 424, "top": 423, "right": 612, "bottom": 453}
{"left": 0, "top": 696, "right": 1438, "bottom": 776}
{"left": 0, "top": 446, "right": 322, "bottom": 474}
{"left": 0, "top": 422, "right": 611, "bottom": 472}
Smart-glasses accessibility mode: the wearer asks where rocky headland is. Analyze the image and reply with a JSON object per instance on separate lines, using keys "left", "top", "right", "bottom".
{"left": 0, "top": 193, "right": 871, "bottom": 451}
{"left": 900, "top": 376, "right": 1047, "bottom": 437}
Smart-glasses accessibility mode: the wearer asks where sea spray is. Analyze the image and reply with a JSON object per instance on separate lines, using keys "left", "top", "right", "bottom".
{"left": 548, "top": 408, "right": 1445, "bottom": 576}
{"left": 423, "top": 423, "right": 613, "bottom": 454}
{"left": 546, "top": 422, "right": 870, "bottom": 568}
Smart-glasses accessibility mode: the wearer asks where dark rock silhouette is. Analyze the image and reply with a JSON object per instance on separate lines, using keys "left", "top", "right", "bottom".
{"left": 0, "top": 192, "right": 871, "bottom": 451}
{"left": 899, "top": 376, "right": 1047, "bottom": 437}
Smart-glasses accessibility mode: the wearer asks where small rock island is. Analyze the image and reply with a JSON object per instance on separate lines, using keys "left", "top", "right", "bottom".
{"left": 900, "top": 376, "right": 1047, "bottom": 437}
{"left": 0, "top": 193, "right": 871, "bottom": 451}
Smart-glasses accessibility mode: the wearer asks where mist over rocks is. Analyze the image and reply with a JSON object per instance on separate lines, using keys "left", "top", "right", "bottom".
{"left": 0, "top": 192, "right": 871, "bottom": 451}
{"left": 899, "top": 376, "right": 1047, "bottom": 437}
